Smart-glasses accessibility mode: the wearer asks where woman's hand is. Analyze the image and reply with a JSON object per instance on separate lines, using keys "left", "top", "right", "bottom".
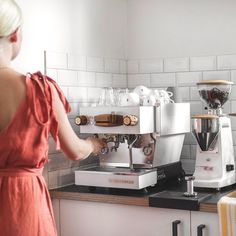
{"left": 86, "top": 136, "right": 108, "bottom": 156}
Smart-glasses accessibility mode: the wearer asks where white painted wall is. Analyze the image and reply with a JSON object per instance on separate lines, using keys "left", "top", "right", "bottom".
{"left": 69, "top": 0, "right": 127, "bottom": 59}
{"left": 14, "top": 0, "right": 126, "bottom": 73}
{"left": 14, "top": 0, "right": 73, "bottom": 72}
{"left": 127, "top": 0, "right": 236, "bottom": 59}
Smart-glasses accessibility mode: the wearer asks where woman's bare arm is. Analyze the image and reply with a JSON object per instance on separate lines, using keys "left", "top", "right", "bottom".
{"left": 50, "top": 84, "right": 106, "bottom": 160}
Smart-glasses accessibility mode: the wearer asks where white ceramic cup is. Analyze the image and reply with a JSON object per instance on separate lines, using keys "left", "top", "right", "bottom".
{"left": 119, "top": 92, "right": 140, "bottom": 106}
{"left": 153, "top": 89, "right": 174, "bottom": 105}
{"left": 133, "top": 85, "right": 151, "bottom": 97}
{"left": 159, "top": 90, "right": 173, "bottom": 99}
{"left": 142, "top": 94, "right": 157, "bottom": 106}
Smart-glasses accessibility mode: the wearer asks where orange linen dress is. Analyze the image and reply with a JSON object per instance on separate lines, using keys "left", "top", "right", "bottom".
{"left": 0, "top": 72, "right": 71, "bottom": 236}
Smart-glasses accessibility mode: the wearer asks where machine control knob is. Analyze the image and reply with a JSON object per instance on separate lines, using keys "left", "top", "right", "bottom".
{"left": 226, "top": 164, "right": 234, "bottom": 172}
{"left": 123, "top": 115, "right": 138, "bottom": 126}
{"left": 143, "top": 145, "right": 153, "bottom": 156}
{"left": 75, "top": 115, "right": 88, "bottom": 125}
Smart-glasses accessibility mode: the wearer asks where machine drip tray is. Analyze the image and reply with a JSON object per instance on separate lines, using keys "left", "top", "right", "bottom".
{"left": 149, "top": 190, "right": 212, "bottom": 211}
{"left": 75, "top": 166, "right": 158, "bottom": 190}
{"left": 79, "top": 166, "right": 155, "bottom": 175}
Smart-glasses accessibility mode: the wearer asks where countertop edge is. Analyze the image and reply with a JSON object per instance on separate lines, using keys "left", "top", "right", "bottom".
{"left": 50, "top": 190, "right": 217, "bottom": 212}
{"left": 50, "top": 190, "right": 149, "bottom": 207}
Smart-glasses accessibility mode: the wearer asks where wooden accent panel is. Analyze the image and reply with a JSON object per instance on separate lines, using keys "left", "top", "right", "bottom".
{"left": 199, "top": 203, "right": 217, "bottom": 213}
{"left": 50, "top": 191, "right": 149, "bottom": 207}
{"left": 197, "top": 80, "right": 233, "bottom": 85}
{"left": 95, "top": 114, "right": 123, "bottom": 127}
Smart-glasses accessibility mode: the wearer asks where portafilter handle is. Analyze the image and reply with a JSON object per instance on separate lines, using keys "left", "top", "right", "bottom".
{"left": 92, "top": 134, "right": 110, "bottom": 155}
{"left": 100, "top": 147, "right": 109, "bottom": 155}
{"left": 184, "top": 176, "right": 197, "bottom": 197}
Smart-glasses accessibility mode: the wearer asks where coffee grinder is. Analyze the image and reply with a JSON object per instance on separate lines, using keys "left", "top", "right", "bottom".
{"left": 192, "top": 80, "right": 235, "bottom": 189}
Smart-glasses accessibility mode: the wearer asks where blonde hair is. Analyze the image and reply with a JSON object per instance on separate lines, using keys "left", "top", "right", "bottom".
{"left": 0, "top": 0, "right": 22, "bottom": 37}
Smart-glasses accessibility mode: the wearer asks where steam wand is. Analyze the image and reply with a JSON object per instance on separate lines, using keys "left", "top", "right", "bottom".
{"left": 128, "top": 135, "right": 140, "bottom": 171}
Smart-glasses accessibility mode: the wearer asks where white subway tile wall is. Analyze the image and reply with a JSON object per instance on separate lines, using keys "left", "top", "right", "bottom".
{"left": 96, "top": 73, "right": 113, "bottom": 87}
{"left": 189, "top": 87, "right": 200, "bottom": 101}
{"left": 105, "top": 59, "right": 120, "bottom": 73}
{"left": 139, "top": 59, "right": 163, "bottom": 73}
{"left": 87, "top": 87, "right": 103, "bottom": 104}
{"left": 57, "top": 70, "right": 78, "bottom": 86}
{"left": 78, "top": 72, "right": 96, "bottom": 87}
{"left": 127, "top": 74, "right": 151, "bottom": 88}
{"left": 87, "top": 57, "right": 104, "bottom": 72}
{"left": 46, "top": 51, "right": 236, "bottom": 185}
{"left": 231, "top": 86, "right": 236, "bottom": 99}
{"left": 176, "top": 72, "right": 202, "bottom": 86}
{"left": 179, "top": 87, "right": 190, "bottom": 101}
{"left": 46, "top": 69, "right": 58, "bottom": 82}
{"left": 164, "top": 57, "right": 189, "bottom": 72}
{"left": 68, "top": 54, "right": 87, "bottom": 71}
{"left": 127, "top": 60, "right": 139, "bottom": 73}
{"left": 203, "top": 70, "right": 230, "bottom": 81}
{"left": 217, "top": 55, "right": 236, "bottom": 70}
{"left": 150, "top": 73, "right": 176, "bottom": 87}
{"left": 231, "top": 70, "right": 236, "bottom": 84}
{"left": 120, "top": 60, "right": 127, "bottom": 74}
{"left": 68, "top": 87, "right": 87, "bottom": 103}
{"left": 190, "top": 56, "right": 216, "bottom": 71}
{"left": 46, "top": 52, "right": 68, "bottom": 69}
{"left": 112, "top": 74, "right": 127, "bottom": 88}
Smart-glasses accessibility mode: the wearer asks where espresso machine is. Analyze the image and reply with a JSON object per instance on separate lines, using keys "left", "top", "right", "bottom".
{"left": 74, "top": 103, "right": 190, "bottom": 190}
{"left": 192, "top": 80, "right": 236, "bottom": 189}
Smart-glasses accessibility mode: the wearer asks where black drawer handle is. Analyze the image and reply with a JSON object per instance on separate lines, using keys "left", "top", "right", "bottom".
{"left": 172, "top": 220, "right": 181, "bottom": 236}
{"left": 197, "top": 224, "right": 206, "bottom": 236}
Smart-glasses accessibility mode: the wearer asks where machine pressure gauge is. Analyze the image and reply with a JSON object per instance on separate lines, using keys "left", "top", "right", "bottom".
{"left": 143, "top": 145, "right": 152, "bottom": 156}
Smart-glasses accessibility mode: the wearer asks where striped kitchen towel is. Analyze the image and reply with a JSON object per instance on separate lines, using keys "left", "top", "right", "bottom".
{"left": 218, "top": 192, "right": 236, "bottom": 236}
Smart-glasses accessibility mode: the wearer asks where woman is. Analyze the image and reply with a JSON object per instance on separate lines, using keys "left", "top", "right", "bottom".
{"left": 0, "top": 0, "right": 107, "bottom": 235}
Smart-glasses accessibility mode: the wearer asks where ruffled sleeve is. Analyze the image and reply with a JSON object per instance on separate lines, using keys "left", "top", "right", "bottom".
{"left": 26, "top": 71, "right": 71, "bottom": 150}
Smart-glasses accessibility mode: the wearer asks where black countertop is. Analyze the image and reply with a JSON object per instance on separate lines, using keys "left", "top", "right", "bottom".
{"left": 50, "top": 179, "right": 236, "bottom": 212}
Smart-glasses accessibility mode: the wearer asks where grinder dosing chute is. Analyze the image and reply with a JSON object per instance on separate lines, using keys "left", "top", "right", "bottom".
{"left": 192, "top": 114, "right": 219, "bottom": 151}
